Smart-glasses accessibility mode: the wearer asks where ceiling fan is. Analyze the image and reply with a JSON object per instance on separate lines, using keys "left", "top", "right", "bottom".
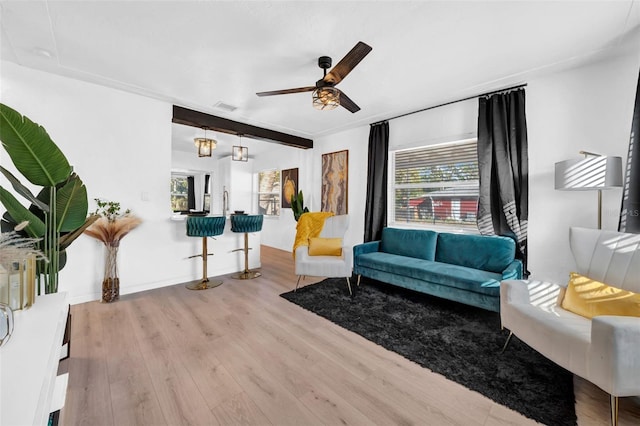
{"left": 256, "top": 41, "right": 372, "bottom": 113}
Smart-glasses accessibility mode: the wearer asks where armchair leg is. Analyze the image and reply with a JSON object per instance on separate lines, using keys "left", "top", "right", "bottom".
{"left": 610, "top": 395, "right": 618, "bottom": 426}
{"left": 346, "top": 277, "right": 352, "bottom": 296}
{"left": 500, "top": 331, "right": 513, "bottom": 354}
{"left": 357, "top": 275, "right": 361, "bottom": 287}
{"left": 295, "top": 276, "right": 302, "bottom": 292}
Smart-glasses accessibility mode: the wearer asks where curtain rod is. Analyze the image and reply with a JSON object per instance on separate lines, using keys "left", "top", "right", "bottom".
{"left": 371, "top": 83, "right": 528, "bottom": 126}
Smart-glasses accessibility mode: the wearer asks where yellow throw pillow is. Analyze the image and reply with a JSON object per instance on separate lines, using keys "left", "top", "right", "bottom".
{"left": 308, "top": 237, "right": 343, "bottom": 256}
{"left": 561, "top": 272, "right": 640, "bottom": 319}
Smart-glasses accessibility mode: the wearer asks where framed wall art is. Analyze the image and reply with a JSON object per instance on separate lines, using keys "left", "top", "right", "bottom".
{"left": 321, "top": 150, "right": 348, "bottom": 215}
{"left": 281, "top": 168, "right": 298, "bottom": 208}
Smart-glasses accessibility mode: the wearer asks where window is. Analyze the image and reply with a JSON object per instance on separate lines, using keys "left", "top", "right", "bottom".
{"left": 171, "top": 175, "right": 190, "bottom": 212}
{"left": 390, "top": 139, "right": 479, "bottom": 231}
{"left": 258, "top": 169, "right": 280, "bottom": 216}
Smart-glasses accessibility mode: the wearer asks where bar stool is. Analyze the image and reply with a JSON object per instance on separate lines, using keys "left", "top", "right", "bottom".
{"left": 230, "top": 214, "right": 263, "bottom": 279}
{"left": 185, "top": 216, "right": 226, "bottom": 290}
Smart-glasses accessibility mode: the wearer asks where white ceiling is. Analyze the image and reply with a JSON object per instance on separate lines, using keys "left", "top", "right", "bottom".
{"left": 2, "top": 0, "right": 640, "bottom": 154}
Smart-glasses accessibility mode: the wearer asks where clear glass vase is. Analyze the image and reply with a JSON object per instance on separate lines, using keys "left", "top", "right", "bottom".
{"left": 102, "top": 244, "right": 119, "bottom": 303}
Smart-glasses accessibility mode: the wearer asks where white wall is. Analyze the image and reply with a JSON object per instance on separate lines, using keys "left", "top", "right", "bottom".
{"left": 312, "top": 126, "right": 370, "bottom": 250}
{"left": 0, "top": 62, "right": 256, "bottom": 303}
{"left": 526, "top": 52, "right": 640, "bottom": 282}
{"left": 390, "top": 98, "right": 478, "bottom": 151}
{"left": 252, "top": 143, "right": 312, "bottom": 252}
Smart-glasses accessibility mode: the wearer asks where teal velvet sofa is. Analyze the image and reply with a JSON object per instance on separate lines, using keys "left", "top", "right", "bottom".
{"left": 353, "top": 227, "right": 523, "bottom": 312}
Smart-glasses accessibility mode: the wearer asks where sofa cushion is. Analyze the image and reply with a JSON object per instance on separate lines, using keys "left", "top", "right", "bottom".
{"left": 380, "top": 228, "right": 438, "bottom": 261}
{"left": 435, "top": 232, "right": 515, "bottom": 273}
{"left": 356, "top": 252, "right": 502, "bottom": 296}
{"left": 561, "top": 272, "right": 640, "bottom": 319}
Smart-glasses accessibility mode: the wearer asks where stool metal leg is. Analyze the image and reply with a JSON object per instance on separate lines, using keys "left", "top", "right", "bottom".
{"left": 186, "top": 237, "right": 223, "bottom": 290}
{"left": 232, "top": 232, "right": 261, "bottom": 279}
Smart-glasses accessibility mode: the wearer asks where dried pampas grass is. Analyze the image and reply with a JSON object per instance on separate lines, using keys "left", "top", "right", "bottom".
{"left": 84, "top": 215, "right": 142, "bottom": 247}
{"left": 0, "top": 222, "right": 47, "bottom": 268}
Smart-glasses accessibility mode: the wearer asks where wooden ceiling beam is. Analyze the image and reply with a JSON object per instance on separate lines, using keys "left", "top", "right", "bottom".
{"left": 172, "top": 105, "right": 313, "bottom": 149}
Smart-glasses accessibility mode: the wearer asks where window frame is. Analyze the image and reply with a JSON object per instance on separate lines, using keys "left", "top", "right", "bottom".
{"left": 388, "top": 138, "right": 480, "bottom": 234}
{"left": 170, "top": 173, "right": 191, "bottom": 213}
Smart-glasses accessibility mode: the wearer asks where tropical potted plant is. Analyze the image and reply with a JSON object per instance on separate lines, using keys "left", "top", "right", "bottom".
{"left": 84, "top": 199, "right": 141, "bottom": 303}
{"left": 291, "top": 190, "right": 309, "bottom": 221}
{"left": 0, "top": 103, "right": 97, "bottom": 294}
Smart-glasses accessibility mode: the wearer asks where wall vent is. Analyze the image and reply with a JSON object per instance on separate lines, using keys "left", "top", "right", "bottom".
{"left": 213, "top": 101, "right": 238, "bottom": 112}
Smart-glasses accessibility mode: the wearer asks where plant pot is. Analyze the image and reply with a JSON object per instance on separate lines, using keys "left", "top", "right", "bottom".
{"left": 102, "top": 244, "right": 119, "bottom": 303}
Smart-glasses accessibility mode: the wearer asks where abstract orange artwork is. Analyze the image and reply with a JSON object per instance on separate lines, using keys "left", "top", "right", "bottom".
{"left": 321, "top": 150, "right": 348, "bottom": 214}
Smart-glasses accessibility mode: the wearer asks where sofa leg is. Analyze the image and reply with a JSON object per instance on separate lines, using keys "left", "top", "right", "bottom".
{"left": 357, "top": 275, "right": 361, "bottom": 287}
{"left": 346, "top": 277, "right": 352, "bottom": 296}
{"left": 610, "top": 395, "right": 618, "bottom": 426}
{"left": 295, "top": 275, "right": 302, "bottom": 292}
{"left": 500, "top": 331, "right": 513, "bottom": 354}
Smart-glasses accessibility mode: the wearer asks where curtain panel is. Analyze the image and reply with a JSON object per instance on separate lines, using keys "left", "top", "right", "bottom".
{"left": 619, "top": 70, "right": 640, "bottom": 233}
{"left": 477, "top": 89, "right": 529, "bottom": 274}
{"left": 364, "top": 121, "right": 389, "bottom": 242}
{"left": 187, "top": 175, "right": 196, "bottom": 211}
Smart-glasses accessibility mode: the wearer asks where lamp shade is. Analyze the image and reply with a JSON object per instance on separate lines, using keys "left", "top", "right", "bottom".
{"left": 232, "top": 146, "right": 248, "bottom": 162}
{"left": 555, "top": 156, "right": 623, "bottom": 190}
{"left": 194, "top": 137, "right": 216, "bottom": 157}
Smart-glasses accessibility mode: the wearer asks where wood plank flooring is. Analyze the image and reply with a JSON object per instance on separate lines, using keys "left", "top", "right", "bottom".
{"left": 61, "top": 245, "right": 640, "bottom": 425}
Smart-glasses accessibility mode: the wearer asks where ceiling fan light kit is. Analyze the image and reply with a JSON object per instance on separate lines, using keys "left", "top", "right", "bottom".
{"left": 256, "top": 41, "right": 372, "bottom": 113}
{"left": 312, "top": 87, "right": 340, "bottom": 110}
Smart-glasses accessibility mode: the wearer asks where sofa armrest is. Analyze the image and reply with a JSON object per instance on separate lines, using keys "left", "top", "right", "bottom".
{"left": 295, "top": 245, "right": 311, "bottom": 266}
{"left": 500, "top": 279, "right": 562, "bottom": 306}
{"left": 501, "top": 259, "right": 523, "bottom": 280}
{"left": 353, "top": 241, "right": 380, "bottom": 259}
{"left": 500, "top": 279, "right": 563, "bottom": 332}
{"left": 342, "top": 244, "right": 353, "bottom": 269}
{"left": 589, "top": 316, "right": 640, "bottom": 396}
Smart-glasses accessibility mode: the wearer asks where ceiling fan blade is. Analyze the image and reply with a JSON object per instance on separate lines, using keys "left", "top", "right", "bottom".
{"left": 324, "top": 41, "right": 372, "bottom": 85}
{"left": 256, "top": 86, "right": 316, "bottom": 97}
{"left": 337, "top": 90, "right": 361, "bottom": 113}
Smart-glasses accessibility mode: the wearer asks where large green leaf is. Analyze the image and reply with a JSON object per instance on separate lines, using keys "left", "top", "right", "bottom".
{"left": 59, "top": 214, "right": 99, "bottom": 250}
{"left": 0, "top": 103, "right": 71, "bottom": 186}
{"left": 34, "top": 174, "right": 88, "bottom": 233}
{"left": 0, "top": 165, "right": 49, "bottom": 212}
{"left": 0, "top": 186, "right": 46, "bottom": 237}
{"left": 56, "top": 174, "right": 88, "bottom": 232}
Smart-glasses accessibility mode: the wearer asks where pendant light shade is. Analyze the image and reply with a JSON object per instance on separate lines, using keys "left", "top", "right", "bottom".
{"left": 232, "top": 134, "right": 249, "bottom": 162}
{"left": 194, "top": 128, "right": 216, "bottom": 157}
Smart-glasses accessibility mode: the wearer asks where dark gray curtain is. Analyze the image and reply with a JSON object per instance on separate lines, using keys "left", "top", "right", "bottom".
{"left": 477, "top": 89, "right": 529, "bottom": 274}
{"left": 619, "top": 70, "right": 640, "bottom": 233}
{"left": 364, "top": 121, "right": 389, "bottom": 242}
{"left": 187, "top": 175, "right": 195, "bottom": 211}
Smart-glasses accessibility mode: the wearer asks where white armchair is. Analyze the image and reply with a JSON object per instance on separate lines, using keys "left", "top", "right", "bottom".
{"left": 500, "top": 227, "right": 640, "bottom": 426}
{"left": 294, "top": 215, "right": 354, "bottom": 294}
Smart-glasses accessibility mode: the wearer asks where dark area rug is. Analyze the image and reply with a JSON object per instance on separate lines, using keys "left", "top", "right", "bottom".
{"left": 281, "top": 277, "right": 576, "bottom": 426}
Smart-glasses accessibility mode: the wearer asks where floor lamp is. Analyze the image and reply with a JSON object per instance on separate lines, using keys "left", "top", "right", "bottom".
{"left": 555, "top": 151, "right": 623, "bottom": 229}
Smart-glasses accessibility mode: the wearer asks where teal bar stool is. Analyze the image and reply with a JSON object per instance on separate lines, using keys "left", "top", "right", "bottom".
{"left": 185, "top": 216, "right": 226, "bottom": 290}
{"left": 230, "top": 214, "right": 264, "bottom": 279}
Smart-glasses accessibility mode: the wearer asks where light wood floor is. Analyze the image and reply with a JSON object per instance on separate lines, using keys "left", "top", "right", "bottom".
{"left": 61, "top": 245, "right": 640, "bottom": 425}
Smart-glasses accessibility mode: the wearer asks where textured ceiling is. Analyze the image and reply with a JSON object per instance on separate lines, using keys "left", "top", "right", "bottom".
{"left": 2, "top": 0, "right": 640, "bottom": 154}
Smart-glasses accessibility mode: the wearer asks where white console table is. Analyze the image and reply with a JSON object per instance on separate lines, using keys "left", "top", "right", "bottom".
{"left": 0, "top": 292, "right": 69, "bottom": 426}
